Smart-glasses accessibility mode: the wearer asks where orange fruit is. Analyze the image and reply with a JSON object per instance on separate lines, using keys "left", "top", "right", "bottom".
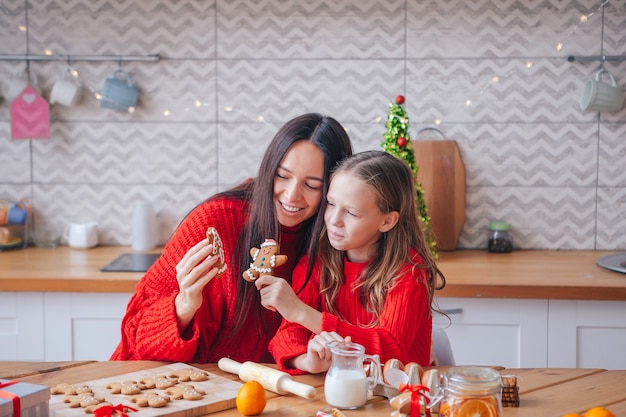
{"left": 235, "top": 380, "right": 266, "bottom": 416}
{"left": 562, "top": 414, "right": 583, "bottom": 417}
{"left": 584, "top": 407, "right": 616, "bottom": 417}
{"left": 450, "top": 397, "right": 498, "bottom": 417}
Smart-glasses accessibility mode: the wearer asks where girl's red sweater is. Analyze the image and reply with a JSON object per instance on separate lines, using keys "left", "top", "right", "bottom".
{"left": 110, "top": 197, "right": 306, "bottom": 363}
{"left": 269, "top": 251, "right": 432, "bottom": 374}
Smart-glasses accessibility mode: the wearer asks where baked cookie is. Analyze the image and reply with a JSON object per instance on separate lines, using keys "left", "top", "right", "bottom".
{"left": 105, "top": 380, "right": 145, "bottom": 395}
{"left": 164, "top": 384, "right": 206, "bottom": 400}
{"left": 51, "top": 383, "right": 93, "bottom": 396}
{"left": 242, "top": 238, "right": 288, "bottom": 282}
{"left": 206, "top": 227, "right": 227, "bottom": 276}
{"left": 138, "top": 375, "right": 178, "bottom": 390}
{"left": 129, "top": 392, "right": 171, "bottom": 408}
{"left": 167, "top": 368, "right": 209, "bottom": 382}
{"left": 64, "top": 393, "right": 107, "bottom": 409}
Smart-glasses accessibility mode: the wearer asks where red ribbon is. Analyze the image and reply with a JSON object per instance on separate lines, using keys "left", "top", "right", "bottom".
{"left": 93, "top": 404, "right": 138, "bottom": 417}
{"left": 0, "top": 380, "right": 21, "bottom": 417}
{"left": 399, "top": 383, "right": 431, "bottom": 417}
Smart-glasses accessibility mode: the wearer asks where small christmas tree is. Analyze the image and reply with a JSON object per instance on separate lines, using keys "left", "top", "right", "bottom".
{"left": 381, "top": 95, "right": 437, "bottom": 257}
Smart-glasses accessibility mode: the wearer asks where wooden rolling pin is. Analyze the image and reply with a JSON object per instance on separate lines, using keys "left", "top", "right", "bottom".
{"left": 218, "top": 357, "right": 316, "bottom": 399}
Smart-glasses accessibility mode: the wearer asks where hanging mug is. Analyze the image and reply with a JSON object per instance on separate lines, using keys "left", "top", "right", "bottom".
{"left": 50, "top": 70, "right": 82, "bottom": 107}
{"left": 580, "top": 68, "right": 624, "bottom": 113}
{"left": 99, "top": 69, "right": 139, "bottom": 111}
{"left": 5, "top": 70, "right": 40, "bottom": 103}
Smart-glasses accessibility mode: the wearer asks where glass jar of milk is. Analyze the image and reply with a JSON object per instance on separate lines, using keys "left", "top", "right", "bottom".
{"left": 324, "top": 341, "right": 379, "bottom": 409}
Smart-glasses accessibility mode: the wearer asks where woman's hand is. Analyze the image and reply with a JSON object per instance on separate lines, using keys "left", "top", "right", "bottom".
{"left": 292, "top": 331, "right": 350, "bottom": 374}
{"left": 174, "top": 238, "right": 221, "bottom": 331}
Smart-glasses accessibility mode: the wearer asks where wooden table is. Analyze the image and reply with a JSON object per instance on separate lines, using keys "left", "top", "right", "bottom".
{"left": 5, "top": 362, "right": 626, "bottom": 417}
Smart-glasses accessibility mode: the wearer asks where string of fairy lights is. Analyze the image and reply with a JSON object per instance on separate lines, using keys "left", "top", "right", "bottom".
{"left": 1, "top": 0, "right": 612, "bottom": 120}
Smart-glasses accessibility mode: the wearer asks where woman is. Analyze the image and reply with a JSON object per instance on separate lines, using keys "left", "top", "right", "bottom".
{"left": 259, "top": 151, "right": 445, "bottom": 373}
{"left": 110, "top": 113, "right": 353, "bottom": 363}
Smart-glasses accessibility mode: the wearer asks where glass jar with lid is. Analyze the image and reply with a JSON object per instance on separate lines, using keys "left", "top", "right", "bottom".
{"left": 487, "top": 221, "right": 513, "bottom": 253}
{"left": 438, "top": 366, "right": 502, "bottom": 417}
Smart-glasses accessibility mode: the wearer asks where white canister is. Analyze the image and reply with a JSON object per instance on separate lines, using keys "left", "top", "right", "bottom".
{"left": 132, "top": 202, "right": 156, "bottom": 251}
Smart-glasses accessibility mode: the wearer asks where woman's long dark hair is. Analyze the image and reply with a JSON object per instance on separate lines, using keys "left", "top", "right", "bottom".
{"left": 212, "top": 113, "right": 353, "bottom": 335}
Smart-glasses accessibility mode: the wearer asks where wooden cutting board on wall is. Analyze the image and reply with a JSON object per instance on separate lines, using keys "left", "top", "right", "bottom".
{"left": 412, "top": 139, "right": 466, "bottom": 251}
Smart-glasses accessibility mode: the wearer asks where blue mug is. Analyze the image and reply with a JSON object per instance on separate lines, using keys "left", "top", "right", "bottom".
{"left": 7, "top": 205, "right": 27, "bottom": 225}
{"left": 100, "top": 69, "right": 139, "bottom": 111}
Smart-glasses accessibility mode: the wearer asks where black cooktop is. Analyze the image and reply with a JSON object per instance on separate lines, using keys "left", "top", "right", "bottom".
{"left": 101, "top": 253, "right": 160, "bottom": 272}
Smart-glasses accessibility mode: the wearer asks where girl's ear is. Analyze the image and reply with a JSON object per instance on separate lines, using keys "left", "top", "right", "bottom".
{"left": 379, "top": 211, "right": 400, "bottom": 233}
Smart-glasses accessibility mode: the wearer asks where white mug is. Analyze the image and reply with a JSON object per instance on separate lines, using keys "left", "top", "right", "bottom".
{"left": 580, "top": 68, "right": 625, "bottom": 113}
{"left": 50, "top": 76, "right": 82, "bottom": 106}
{"left": 5, "top": 70, "right": 40, "bottom": 103}
{"left": 64, "top": 221, "right": 99, "bottom": 249}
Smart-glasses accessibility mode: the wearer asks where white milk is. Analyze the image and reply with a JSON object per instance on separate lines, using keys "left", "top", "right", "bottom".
{"left": 324, "top": 369, "right": 368, "bottom": 409}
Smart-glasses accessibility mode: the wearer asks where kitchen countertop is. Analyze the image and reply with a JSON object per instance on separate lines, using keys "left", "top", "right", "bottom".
{"left": 1, "top": 246, "right": 625, "bottom": 299}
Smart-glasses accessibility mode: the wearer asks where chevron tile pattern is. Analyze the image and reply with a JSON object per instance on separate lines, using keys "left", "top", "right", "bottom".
{"left": 597, "top": 187, "right": 626, "bottom": 250}
{"left": 216, "top": 0, "right": 405, "bottom": 59}
{"left": 460, "top": 186, "right": 597, "bottom": 250}
{"left": 406, "top": 0, "right": 602, "bottom": 59}
{"left": 31, "top": 122, "right": 218, "bottom": 185}
{"left": 0, "top": 0, "right": 624, "bottom": 250}
{"left": 0, "top": 124, "right": 31, "bottom": 184}
{"left": 24, "top": 0, "right": 216, "bottom": 58}
{"left": 599, "top": 123, "right": 626, "bottom": 187}
{"left": 32, "top": 183, "right": 217, "bottom": 246}
{"left": 217, "top": 59, "right": 405, "bottom": 124}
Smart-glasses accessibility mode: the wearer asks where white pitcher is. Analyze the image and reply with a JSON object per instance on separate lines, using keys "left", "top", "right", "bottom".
{"left": 64, "top": 221, "right": 98, "bottom": 249}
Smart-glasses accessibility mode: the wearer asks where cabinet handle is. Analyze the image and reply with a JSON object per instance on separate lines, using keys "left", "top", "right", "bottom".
{"left": 442, "top": 308, "right": 463, "bottom": 315}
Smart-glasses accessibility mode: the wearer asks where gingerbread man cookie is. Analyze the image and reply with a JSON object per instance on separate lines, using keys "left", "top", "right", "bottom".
{"left": 242, "top": 238, "right": 288, "bottom": 282}
{"left": 64, "top": 393, "right": 107, "bottom": 409}
{"left": 129, "top": 392, "right": 171, "bottom": 408}
{"left": 206, "top": 227, "right": 227, "bottom": 276}
{"left": 51, "top": 383, "right": 93, "bottom": 396}
{"left": 105, "top": 380, "right": 146, "bottom": 395}
{"left": 167, "top": 368, "right": 209, "bottom": 382}
{"left": 164, "top": 384, "right": 206, "bottom": 400}
{"left": 138, "top": 375, "right": 178, "bottom": 389}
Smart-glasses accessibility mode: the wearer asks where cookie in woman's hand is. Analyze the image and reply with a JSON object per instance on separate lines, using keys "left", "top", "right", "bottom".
{"left": 206, "top": 227, "right": 227, "bottom": 276}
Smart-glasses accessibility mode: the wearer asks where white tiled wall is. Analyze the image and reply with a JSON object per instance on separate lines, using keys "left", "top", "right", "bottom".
{"left": 1, "top": 0, "right": 625, "bottom": 250}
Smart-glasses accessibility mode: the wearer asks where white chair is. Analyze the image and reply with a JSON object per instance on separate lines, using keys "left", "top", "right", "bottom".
{"left": 432, "top": 326, "right": 456, "bottom": 366}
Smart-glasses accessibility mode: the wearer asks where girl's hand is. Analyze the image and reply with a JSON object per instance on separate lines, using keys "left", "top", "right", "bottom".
{"left": 174, "top": 239, "right": 221, "bottom": 330}
{"left": 255, "top": 275, "right": 303, "bottom": 319}
{"left": 294, "top": 331, "right": 349, "bottom": 374}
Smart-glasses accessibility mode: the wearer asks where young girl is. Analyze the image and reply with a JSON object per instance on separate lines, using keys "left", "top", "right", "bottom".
{"left": 258, "top": 150, "right": 445, "bottom": 374}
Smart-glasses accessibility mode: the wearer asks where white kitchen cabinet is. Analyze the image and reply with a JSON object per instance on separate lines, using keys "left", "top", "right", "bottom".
{"left": 0, "top": 292, "right": 131, "bottom": 361}
{"left": 433, "top": 298, "right": 626, "bottom": 370}
{"left": 0, "top": 292, "right": 45, "bottom": 361}
{"left": 547, "top": 300, "right": 626, "bottom": 370}
{"left": 433, "top": 297, "right": 549, "bottom": 368}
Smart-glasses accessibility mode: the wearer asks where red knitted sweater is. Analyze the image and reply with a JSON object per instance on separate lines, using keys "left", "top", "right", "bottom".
{"left": 110, "top": 197, "right": 306, "bottom": 363}
{"left": 269, "top": 251, "right": 432, "bottom": 374}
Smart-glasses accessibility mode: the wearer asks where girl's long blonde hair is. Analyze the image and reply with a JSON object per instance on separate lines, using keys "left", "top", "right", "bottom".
{"left": 318, "top": 150, "right": 445, "bottom": 326}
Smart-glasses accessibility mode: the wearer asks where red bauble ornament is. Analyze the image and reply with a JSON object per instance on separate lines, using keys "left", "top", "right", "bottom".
{"left": 395, "top": 95, "right": 405, "bottom": 105}
{"left": 397, "top": 137, "right": 407, "bottom": 147}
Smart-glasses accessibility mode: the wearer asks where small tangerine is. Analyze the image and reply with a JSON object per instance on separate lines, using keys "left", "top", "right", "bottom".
{"left": 235, "top": 380, "right": 266, "bottom": 416}
{"left": 584, "top": 407, "right": 616, "bottom": 417}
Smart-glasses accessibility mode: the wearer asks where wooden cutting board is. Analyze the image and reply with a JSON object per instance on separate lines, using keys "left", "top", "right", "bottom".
{"left": 49, "top": 362, "right": 242, "bottom": 417}
{"left": 412, "top": 139, "right": 466, "bottom": 251}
